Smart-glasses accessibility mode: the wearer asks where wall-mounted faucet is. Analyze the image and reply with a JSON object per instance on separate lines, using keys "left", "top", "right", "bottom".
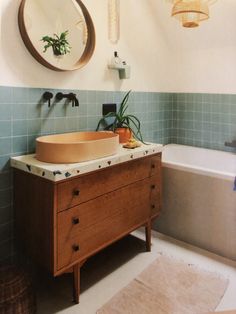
{"left": 225, "top": 140, "right": 236, "bottom": 148}
{"left": 55, "top": 92, "right": 79, "bottom": 107}
{"left": 42, "top": 91, "right": 53, "bottom": 107}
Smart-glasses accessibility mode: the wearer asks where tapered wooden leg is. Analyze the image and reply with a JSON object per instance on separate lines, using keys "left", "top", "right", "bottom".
{"left": 145, "top": 220, "right": 151, "bottom": 252}
{"left": 73, "top": 264, "right": 80, "bottom": 304}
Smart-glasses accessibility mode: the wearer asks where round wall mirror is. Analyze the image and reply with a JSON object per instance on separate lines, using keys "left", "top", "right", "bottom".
{"left": 18, "top": 0, "right": 95, "bottom": 71}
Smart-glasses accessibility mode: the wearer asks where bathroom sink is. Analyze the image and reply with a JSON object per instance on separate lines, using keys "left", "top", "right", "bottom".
{"left": 36, "top": 131, "right": 119, "bottom": 163}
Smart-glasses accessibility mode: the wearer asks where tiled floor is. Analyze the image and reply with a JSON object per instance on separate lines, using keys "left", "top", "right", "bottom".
{"left": 36, "top": 229, "right": 236, "bottom": 314}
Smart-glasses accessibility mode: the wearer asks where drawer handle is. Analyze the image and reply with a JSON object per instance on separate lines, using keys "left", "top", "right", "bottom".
{"left": 72, "top": 217, "right": 80, "bottom": 225}
{"left": 73, "top": 189, "right": 80, "bottom": 196}
{"left": 151, "top": 204, "right": 155, "bottom": 209}
{"left": 151, "top": 164, "right": 155, "bottom": 169}
{"left": 151, "top": 184, "right": 156, "bottom": 189}
{"left": 72, "top": 244, "right": 80, "bottom": 252}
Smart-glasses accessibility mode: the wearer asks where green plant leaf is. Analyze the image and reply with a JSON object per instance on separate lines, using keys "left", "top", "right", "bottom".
{"left": 119, "top": 90, "right": 132, "bottom": 116}
{"left": 96, "top": 112, "right": 117, "bottom": 131}
{"left": 60, "top": 30, "right": 69, "bottom": 40}
{"left": 127, "top": 114, "right": 141, "bottom": 130}
{"left": 54, "top": 33, "right": 60, "bottom": 40}
{"left": 41, "top": 30, "right": 71, "bottom": 55}
{"left": 95, "top": 90, "right": 147, "bottom": 144}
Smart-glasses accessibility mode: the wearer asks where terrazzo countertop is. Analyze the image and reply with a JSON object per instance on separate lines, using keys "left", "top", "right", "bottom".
{"left": 10, "top": 143, "right": 163, "bottom": 182}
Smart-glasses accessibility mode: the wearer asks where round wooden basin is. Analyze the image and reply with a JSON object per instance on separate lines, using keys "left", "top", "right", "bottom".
{"left": 36, "top": 131, "right": 119, "bottom": 163}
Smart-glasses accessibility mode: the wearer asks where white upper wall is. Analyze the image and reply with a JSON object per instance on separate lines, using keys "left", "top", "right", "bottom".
{"left": 1, "top": 0, "right": 236, "bottom": 94}
{"left": 165, "top": 0, "right": 236, "bottom": 94}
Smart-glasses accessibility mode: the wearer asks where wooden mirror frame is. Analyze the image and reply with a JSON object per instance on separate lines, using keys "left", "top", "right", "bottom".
{"left": 18, "top": 0, "right": 96, "bottom": 71}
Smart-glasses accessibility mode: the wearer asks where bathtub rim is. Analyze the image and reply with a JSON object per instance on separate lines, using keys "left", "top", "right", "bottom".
{"left": 162, "top": 144, "right": 235, "bottom": 181}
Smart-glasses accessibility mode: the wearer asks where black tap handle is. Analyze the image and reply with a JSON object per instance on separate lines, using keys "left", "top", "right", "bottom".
{"left": 56, "top": 92, "right": 74, "bottom": 100}
{"left": 74, "top": 97, "right": 79, "bottom": 107}
{"left": 42, "top": 91, "right": 53, "bottom": 107}
{"left": 55, "top": 92, "right": 64, "bottom": 101}
{"left": 55, "top": 92, "right": 79, "bottom": 107}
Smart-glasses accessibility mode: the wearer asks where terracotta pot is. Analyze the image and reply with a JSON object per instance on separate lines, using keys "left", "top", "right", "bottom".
{"left": 115, "top": 128, "right": 132, "bottom": 143}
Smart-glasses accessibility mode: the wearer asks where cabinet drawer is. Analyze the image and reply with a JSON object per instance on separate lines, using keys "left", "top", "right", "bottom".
{"left": 150, "top": 175, "right": 161, "bottom": 218}
{"left": 57, "top": 176, "right": 160, "bottom": 270}
{"left": 57, "top": 154, "right": 161, "bottom": 212}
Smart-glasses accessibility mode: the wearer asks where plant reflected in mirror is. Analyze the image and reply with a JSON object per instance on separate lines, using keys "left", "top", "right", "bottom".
{"left": 18, "top": 0, "right": 95, "bottom": 71}
{"left": 41, "top": 30, "right": 71, "bottom": 56}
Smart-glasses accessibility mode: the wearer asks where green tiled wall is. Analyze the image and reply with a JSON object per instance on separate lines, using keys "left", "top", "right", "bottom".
{"left": 0, "top": 86, "right": 172, "bottom": 262}
{"left": 171, "top": 93, "right": 236, "bottom": 151}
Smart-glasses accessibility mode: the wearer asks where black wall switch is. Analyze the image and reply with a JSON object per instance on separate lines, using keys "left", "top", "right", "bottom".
{"left": 102, "top": 103, "right": 117, "bottom": 116}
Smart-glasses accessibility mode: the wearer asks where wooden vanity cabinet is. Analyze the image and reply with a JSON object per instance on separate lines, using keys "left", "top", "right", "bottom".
{"left": 14, "top": 153, "right": 162, "bottom": 303}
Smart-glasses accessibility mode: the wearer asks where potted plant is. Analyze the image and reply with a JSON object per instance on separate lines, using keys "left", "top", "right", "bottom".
{"left": 41, "top": 30, "right": 71, "bottom": 56}
{"left": 96, "top": 90, "right": 145, "bottom": 144}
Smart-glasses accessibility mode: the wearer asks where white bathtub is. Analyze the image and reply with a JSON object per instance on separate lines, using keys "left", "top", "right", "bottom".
{"left": 162, "top": 144, "right": 236, "bottom": 181}
{"left": 154, "top": 144, "right": 236, "bottom": 260}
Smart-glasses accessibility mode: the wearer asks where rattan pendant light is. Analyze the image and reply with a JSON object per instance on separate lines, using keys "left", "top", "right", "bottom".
{"left": 168, "top": 0, "right": 217, "bottom": 28}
